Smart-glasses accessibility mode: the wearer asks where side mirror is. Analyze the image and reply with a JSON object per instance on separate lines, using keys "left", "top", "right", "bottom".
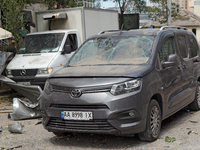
{"left": 162, "top": 54, "right": 178, "bottom": 68}
{"left": 61, "top": 45, "right": 71, "bottom": 54}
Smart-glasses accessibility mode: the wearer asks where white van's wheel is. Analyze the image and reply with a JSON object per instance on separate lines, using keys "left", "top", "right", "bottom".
{"left": 138, "top": 99, "right": 161, "bottom": 141}
{"left": 189, "top": 83, "right": 200, "bottom": 111}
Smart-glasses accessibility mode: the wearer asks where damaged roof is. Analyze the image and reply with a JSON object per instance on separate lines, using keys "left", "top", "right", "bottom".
{"left": 143, "top": 9, "right": 200, "bottom": 28}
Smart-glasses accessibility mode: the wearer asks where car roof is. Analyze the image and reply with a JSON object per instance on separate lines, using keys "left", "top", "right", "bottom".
{"left": 92, "top": 28, "right": 192, "bottom": 39}
{"left": 26, "top": 29, "right": 78, "bottom": 36}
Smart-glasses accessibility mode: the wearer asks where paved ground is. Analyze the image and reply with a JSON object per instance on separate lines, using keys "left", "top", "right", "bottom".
{"left": 1, "top": 85, "right": 200, "bottom": 149}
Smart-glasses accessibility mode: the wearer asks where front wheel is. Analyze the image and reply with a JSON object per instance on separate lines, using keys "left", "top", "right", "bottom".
{"left": 189, "top": 83, "right": 200, "bottom": 111}
{"left": 138, "top": 99, "right": 161, "bottom": 141}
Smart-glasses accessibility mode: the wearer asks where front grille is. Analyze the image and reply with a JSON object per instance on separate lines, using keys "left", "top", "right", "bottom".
{"left": 50, "top": 104, "right": 109, "bottom": 109}
{"left": 12, "top": 69, "right": 38, "bottom": 76}
{"left": 51, "top": 85, "right": 111, "bottom": 93}
{"left": 52, "top": 85, "right": 73, "bottom": 93}
{"left": 47, "top": 118, "right": 115, "bottom": 130}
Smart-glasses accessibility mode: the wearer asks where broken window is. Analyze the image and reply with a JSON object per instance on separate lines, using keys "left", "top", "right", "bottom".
{"left": 187, "top": 35, "right": 198, "bottom": 58}
{"left": 177, "top": 35, "right": 188, "bottom": 58}
{"left": 18, "top": 33, "right": 65, "bottom": 54}
{"left": 69, "top": 35, "right": 155, "bottom": 66}
{"left": 159, "top": 37, "right": 175, "bottom": 62}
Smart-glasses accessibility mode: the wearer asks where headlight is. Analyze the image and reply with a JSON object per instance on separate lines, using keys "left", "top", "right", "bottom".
{"left": 7, "top": 69, "right": 12, "bottom": 75}
{"left": 37, "top": 68, "right": 53, "bottom": 74}
{"left": 110, "top": 79, "right": 142, "bottom": 95}
{"left": 44, "top": 81, "right": 52, "bottom": 95}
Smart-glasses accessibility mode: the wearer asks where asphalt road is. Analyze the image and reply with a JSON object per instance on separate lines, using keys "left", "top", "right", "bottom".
{"left": 1, "top": 104, "right": 200, "bottom": 150}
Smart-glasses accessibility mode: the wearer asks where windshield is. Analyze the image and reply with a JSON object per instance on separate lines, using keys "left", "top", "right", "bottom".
{"left": 18, "top": 33, "right": 65, "bottom": 54}
{"left": 69, "top": 35, "right": 155, "bottom": 66}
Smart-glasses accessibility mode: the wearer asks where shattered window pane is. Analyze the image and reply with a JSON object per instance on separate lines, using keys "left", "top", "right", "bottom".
{"left": 177, "top": 35, "right": 188, "bottom": 58}
{"left": 18, "top": 33, "right": 65, "bottom": 54}
{"left": 69, "top": 35, "right": 155, "bottom": 66}
{"left": 188, "top": 35, "right": 198, "bottom": 58}
{"left": 160, "top": 37, "right": 174, "bottom": 62}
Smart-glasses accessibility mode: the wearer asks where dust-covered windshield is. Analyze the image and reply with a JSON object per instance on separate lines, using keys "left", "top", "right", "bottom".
{"left": 69, "top": 35, "right": 155, "bottom": 66}
{"left": 18, "top": 33, "right": 64, "bottom": 54}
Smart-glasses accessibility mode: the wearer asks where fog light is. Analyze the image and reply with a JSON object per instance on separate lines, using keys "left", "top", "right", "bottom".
{"left": 129, "top": 112, "right": 135, "bottom": 117}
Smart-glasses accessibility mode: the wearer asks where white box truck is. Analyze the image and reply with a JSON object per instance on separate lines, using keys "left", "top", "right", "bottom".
{"left": 6, "top": 7, "right": 119, "bottom": 88}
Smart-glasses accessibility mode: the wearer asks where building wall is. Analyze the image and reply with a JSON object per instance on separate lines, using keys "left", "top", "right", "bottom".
{"left": 187, "top": 26, "right": 200, "bottom": 42}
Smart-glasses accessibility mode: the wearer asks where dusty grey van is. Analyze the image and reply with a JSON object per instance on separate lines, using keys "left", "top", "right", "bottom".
{"left": 41, "top": 26, "right": 200, "bottom": 141}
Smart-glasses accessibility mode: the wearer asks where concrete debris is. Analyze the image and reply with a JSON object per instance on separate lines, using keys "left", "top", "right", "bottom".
{"left": 8, "top": 123, "right": 23, "bottom": 134}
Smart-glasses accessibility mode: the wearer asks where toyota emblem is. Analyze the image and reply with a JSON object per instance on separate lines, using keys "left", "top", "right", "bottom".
{"left": 20, "top": 69, "right": 26, "bottom": 76}
{"left": 71, "top": 89, "right": 82, "bottom": 97}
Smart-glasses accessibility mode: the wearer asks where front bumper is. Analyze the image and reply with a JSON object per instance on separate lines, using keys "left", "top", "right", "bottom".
{"left": 41, "top": 90, "right": 148, "bottom": 136}
{"left": 8, "top": 76, "right": 47, "bottom": 89}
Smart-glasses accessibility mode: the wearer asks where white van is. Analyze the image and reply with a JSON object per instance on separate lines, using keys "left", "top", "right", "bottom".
{"left": 6, "top": 30, "right": 81, "bottom": 88}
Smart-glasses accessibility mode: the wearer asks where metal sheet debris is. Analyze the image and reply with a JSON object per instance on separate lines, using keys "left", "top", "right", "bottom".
{"left": 0, "top": 51, "right": 13, "bottom": 75}
{"left": 9, "top": 98, "right": 41, "bottom": 120}
{"left": 0, "top": 75, "right": 42, "bottom": 104}
{"left": 8, "top": 122, "right": 23, "bottom": 134}
{"left": 0, "top": 75, "right": 42, "bottom": 120}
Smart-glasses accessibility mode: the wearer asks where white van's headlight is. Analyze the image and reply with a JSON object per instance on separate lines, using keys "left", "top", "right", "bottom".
{"left": 37, "top": 68, "right": 53, "bottom": 74}
{"left": 7, "top": 69, "right": 12, "bottom": 75}
{"left": 110, "top": 79, "right": 142, "bottom": 95}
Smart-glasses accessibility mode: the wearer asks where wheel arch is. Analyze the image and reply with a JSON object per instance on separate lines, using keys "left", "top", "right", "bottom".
{"left": 151, "top": 93, "right": 163, "bottom": 119}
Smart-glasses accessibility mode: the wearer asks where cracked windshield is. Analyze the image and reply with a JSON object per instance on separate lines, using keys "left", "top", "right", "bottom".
{"left": 69, "top": 35, "right": 155, "bottom": 66}
{"left": 18, "top": 33, "right": 64, "bottom": 54}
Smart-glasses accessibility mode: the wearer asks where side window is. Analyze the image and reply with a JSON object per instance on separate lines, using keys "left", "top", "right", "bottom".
{"left": 188, "top": 35, "right": 198, "bottom": 58}
{"left": 177, "top": 35, "right": 188, "bottom": 58}
{"left": 159, "top": 37, "right": 175, "bottom": 62}
{"left": 64, "top": 34, "right": 77, "bottom": 52}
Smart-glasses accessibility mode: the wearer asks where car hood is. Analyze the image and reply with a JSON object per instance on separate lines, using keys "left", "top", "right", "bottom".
{"left": 7, "top": 53, "right": 57, "bottom": 69}
{"left": 50, "top": 64, "right": 153, "bottom": 78}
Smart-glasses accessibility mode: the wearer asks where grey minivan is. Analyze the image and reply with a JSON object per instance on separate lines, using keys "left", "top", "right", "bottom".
{"left": 41, "top": 26, "right": 200, "bottom": 141}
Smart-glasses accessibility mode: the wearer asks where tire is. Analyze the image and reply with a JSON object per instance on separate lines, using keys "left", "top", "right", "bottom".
{"left": 138, "top": 99, "right": 161, "bottom": 142}
{"left": 189, "top": 83, "right": 200, "bottom": 111}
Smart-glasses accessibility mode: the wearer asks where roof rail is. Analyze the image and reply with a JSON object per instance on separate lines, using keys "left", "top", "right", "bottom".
{"left": 160, "top": 26, "right": 187, "bottom": 30}
{"left": 98, "top": 30, "right": 120, "bottom": 35}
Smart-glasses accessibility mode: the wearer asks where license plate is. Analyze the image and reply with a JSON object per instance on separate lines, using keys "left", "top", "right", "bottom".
{"left": 17, "top": 82, "right": 30, "bottom": 86}
{"left": 61, "top": 111, "right": 93, "bottom": 120}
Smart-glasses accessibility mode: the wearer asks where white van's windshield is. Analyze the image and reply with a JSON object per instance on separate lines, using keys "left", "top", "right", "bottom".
{"left": 18, "top": 33, "right": 65, "bottom": 54}
{"left": 69, "top": 35, "right": 155, "bottom": 66}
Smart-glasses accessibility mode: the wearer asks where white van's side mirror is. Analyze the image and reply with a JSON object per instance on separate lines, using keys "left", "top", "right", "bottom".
{"left": 61, "top": 45, "right": 71, "bottom": 54}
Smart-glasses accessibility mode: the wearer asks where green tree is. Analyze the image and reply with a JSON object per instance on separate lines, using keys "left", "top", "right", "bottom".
{"left": 0, "top": 0, "right": 35, "bottom": 48}
{"left": 147, "top": 0, "right": 180, "bottom": 24}
{"left": 43, "top": 0, "right": 99, "bottom": 9}
{"left": 43, "top": 0, "right": 77, "bottom": 9}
